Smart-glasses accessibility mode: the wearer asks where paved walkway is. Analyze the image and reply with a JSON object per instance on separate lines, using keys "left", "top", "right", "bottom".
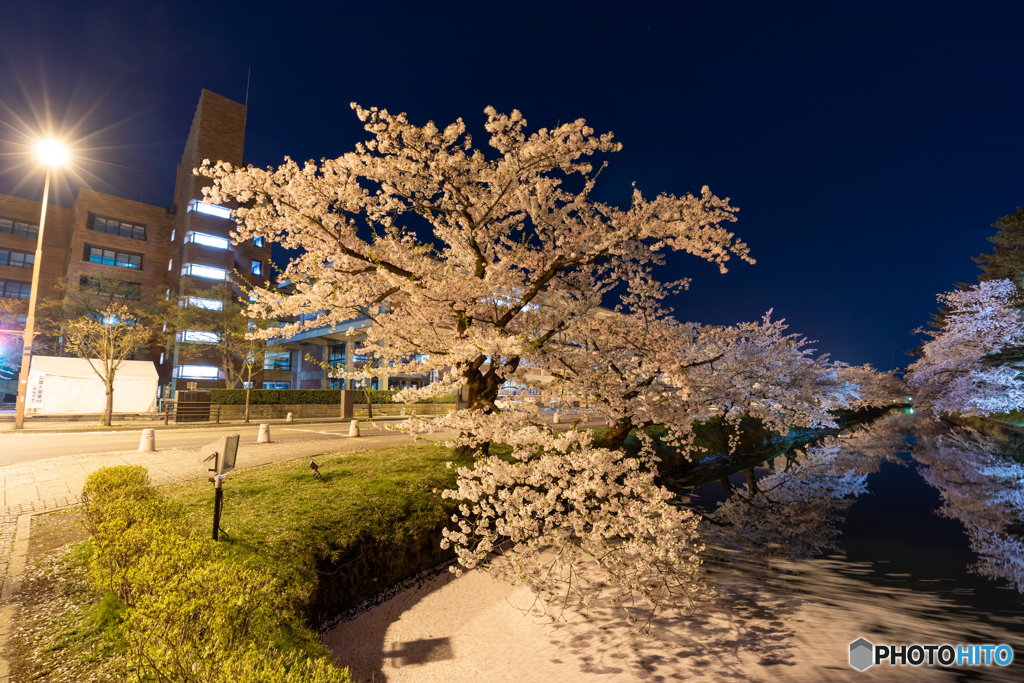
{"left": 0, "top": 427, "right": 425, "bottom": 602}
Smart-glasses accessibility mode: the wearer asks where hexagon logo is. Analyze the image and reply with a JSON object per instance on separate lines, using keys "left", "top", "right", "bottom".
{"left": 849, "top": 638, "right": 874, "bottom": 671}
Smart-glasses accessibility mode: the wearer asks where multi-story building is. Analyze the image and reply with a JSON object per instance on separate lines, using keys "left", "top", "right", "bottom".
{"left": 0, "top": 89, "right": 270, "bottom": 400}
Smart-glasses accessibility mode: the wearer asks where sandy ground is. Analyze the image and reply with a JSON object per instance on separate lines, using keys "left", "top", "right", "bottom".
{"left": 325, "top": 552, "right": 1024, "bottom": 682}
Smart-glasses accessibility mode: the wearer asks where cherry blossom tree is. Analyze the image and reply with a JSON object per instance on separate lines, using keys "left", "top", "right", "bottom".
{"left": 200, "top": 103, "right": 753, "bottom": 454}
{"left": 907, "top": 279, "right": 1024, "bottom": 416}
{"left": 198, "top": 102, "right": 884, "bottom": 626}
{"left": 528, "top": 300, "right": 858, "bottom": 453}
{"left": 439, "top": 423, "right": 706, "bottom": 634}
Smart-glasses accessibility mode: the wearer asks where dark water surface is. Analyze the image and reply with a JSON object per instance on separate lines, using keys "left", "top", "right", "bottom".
{"left": 666, "top": 417, "right": 1024, "bottom": 679}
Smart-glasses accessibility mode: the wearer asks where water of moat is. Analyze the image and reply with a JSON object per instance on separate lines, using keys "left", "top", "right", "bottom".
{"left": 662, "top": 410, "right": 1024, "bottom": 655}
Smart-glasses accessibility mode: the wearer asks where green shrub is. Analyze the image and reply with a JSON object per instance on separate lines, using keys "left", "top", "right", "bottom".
{"left": 126, "top": 562, "right": 287, "bottom": 683}
{"left": 209, "top": 389, "right": 398, "bottom": 405}
{"left": 415, "top": 392, "right": 457, "bottom": 404}
{"left": 89, "top": 496, "right": 211, "bottom": 608}
{"left": 83, "top": 469, "right": 351, "bottom": 683}
{"left": 220, "top": 645, "right": 352, "bottom": 683}
{"left": 81, "top": 465, "right": 156, "bottom": 535}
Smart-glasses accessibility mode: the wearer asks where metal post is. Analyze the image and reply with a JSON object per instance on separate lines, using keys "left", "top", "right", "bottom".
{"left": 14, "top": 169, "right": 51, "bottom": 430}
{"left": 212, "top": 477, "right": 223, "bottom": 541}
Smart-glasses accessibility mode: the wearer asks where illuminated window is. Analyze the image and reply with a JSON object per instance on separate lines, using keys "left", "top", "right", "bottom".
{"left": 186, "top": 232, "right": 230, "bottom": 250}
{"left": 0, "top": 249, "right": 34, "bottom": 268}
{"left": 171, "top": 229, "right": 176, "bottom": 242}
{"left": 181, "top": 263, "right": 227, "bottom": 280}
{"left": 176, "top": 330, "right": 220, "bottom": 343}
{"left": 254, "top": 235, "right": 264, "bottom": 247}
{"left": 264, "top": 351, "right": 292, "bottom": 371}
{"left": 188, "top": 200, "right": 232, "bottom": 219}
{"left": 181, "top": 296, "right": 223, "bottom": 310}
{"left": 174, "top": 365, "right": 220, "bottom": 379}
{"left": 329, "top": 378, "right": 346, "bottom": 390}
{"left": 168, "top": 259, "right": 173, "bottom": 271}
{"left": 85, "top": 245, "right": 142, "bottom": 270}
{"left": 251, "top": 260, "right": 262, "bottom": 276}
{"left": 159, "top": 352, "right": 165, "bottom": 365}
{"left": 263, "top": 381, "right": 290, "bottom": 389}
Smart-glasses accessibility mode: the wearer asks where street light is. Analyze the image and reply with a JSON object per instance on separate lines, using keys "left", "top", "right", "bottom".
{"left": 14, "top": 139, "right": 68, "bottom": 429}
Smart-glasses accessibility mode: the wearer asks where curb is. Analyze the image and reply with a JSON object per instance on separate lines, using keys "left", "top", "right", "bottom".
{"left": 0, "top": 414, "right": 433, "bottom": 435}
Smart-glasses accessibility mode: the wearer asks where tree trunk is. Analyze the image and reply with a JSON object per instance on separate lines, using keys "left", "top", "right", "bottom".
{"left": 244, "top": 383, "right": 251, "bottom": 423}
{"left": 600, "top": 419, "right": 635, "bottom": 450}
{"left": 454, "top": 367, "right": 501, "bottom": 457}
{"left": 364, "top": 387, "right": 373, "bottom": 419}
{"left": 103, "top": 376, "right": 114, "bottom": 427}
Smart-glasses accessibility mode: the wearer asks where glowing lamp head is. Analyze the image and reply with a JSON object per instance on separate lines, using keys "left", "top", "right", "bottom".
{"left": 35, "top": 139, "right": 68, "bottom": 167}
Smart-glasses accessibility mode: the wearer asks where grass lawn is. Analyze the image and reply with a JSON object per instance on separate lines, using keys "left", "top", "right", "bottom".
{"left": 164, "top": 442, "right": 473, "bottom": 625}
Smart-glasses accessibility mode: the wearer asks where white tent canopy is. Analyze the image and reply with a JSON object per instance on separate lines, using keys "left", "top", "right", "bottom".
{"left": 27, "top": 356, "right": 158, "bottom": 415}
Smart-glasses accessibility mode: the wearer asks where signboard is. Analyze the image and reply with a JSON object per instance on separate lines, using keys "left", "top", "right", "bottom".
{"left": 200, "top": 433, "right": 240, "bottom": 481}
{"left": 28, "top": 373, "right": 46, "bottom": 407}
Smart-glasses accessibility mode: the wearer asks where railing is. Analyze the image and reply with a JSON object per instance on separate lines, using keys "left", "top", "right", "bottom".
{"left": 162, "top": 400, "right": 222, "bottom": 425}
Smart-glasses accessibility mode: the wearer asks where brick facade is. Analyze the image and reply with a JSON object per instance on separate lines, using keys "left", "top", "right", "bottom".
{"left": 0, "top": 89, "right": 270, "bottom": 401}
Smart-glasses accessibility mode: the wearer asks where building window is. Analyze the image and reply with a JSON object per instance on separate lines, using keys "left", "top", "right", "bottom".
{"left": 79, "top": 275, "right": 141, "bottom": 300}
{"left": 329, "top": 343, "right": 347, "bottom": 365}
{"left": 181, "top": 296, "right": 223, "bottom": 310}
{"left": 0, "top": 279, "right": 31, "bottom": 298}
{"left": 264, "top": 350, "right": 291, "bottom": 371}
{"left": 174, "top": 365, "right": 220, "bottom": 379}
{"left": 175, "top": 330, "right": 221, "bottom": 343}
{"left": 251, "top": 260, "right": 262, "bottom": 276}
{"left": 188, "top": 200, "right": 232, "bottom": 219}
{"left": 181, "top": 263, "right": 227, "bottom": 280}
{"left": 0, "top": 249, "right": 34, "bottom": 268}
{"left": 263, "top": 381, "right": 290, "bottom": 389}
{"left": 168, "top": 259, "right": 173, "bottom": 271}
{"left": 85, "top": 244, "right": 143, "bottom": 270}
{"left": 89, "top": 214, "right": 146, "bottom": 240}
{"left": 0, "top": 217, "right": 39, "bottom": 239}
{"left": 159, "top": 352, "right": 165, "bottom": 365}
{"left": 171, "top": 229, "right": 176, "bottom": 242}
{"left": 186, "top": 232, "right": 230, "bottom": 250}
{"left": 329, "top": 378, "right": 346, "bottom": 390}
{"left": 254, "top": 235, "right": 264, "bottom": 247}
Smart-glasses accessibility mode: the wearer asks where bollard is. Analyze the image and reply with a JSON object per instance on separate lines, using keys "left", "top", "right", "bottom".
{"left": 258, "top": 423, "right": 270, "bottom": 443}
{"left": 286, "top": 412, "right": 293, "bottom": 423}
{"left": 553, "top": 412, "right": 561, "bottom": 424}
{"left": 349, "top": 420, "right": 360, "bottom": 437}
{"left": 138, "top": 428, "right": 156, "bottom": 452}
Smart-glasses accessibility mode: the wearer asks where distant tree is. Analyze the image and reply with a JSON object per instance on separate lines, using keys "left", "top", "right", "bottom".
{"left": 906, "top": 279, "right": 1024, "bottom": 416}
{"left": 974, "top": 207, "right": 1024, "bottom": 289}
{"left": 175, "top": 286, "right": 269, "bottom": 396}
{"left": 63, "top": 303, "right": 153, "bottom": 426}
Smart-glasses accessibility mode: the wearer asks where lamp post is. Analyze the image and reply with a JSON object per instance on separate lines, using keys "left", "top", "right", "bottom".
{"left": 14, "top": 140, "right": 68, "bottom": 429}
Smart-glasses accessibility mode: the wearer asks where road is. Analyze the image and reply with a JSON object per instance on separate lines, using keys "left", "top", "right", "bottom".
{"left": 0, "top": 421, "right": 409, "bottom": 467}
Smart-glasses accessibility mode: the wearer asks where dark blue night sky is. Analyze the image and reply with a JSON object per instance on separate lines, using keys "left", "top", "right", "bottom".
{"left": 1, "top": 0, "right": 1020, "bottom": 371}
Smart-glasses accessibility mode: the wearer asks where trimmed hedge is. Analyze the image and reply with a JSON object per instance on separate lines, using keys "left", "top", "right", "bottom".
{"left": 80, "top": 466, "right": 351, "bottom": 683}
{"left": 210, "top": 389, "right": 396, "bottom": 405}
{"left": 209, "top": 389, "right": 457, "bottom": 405}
